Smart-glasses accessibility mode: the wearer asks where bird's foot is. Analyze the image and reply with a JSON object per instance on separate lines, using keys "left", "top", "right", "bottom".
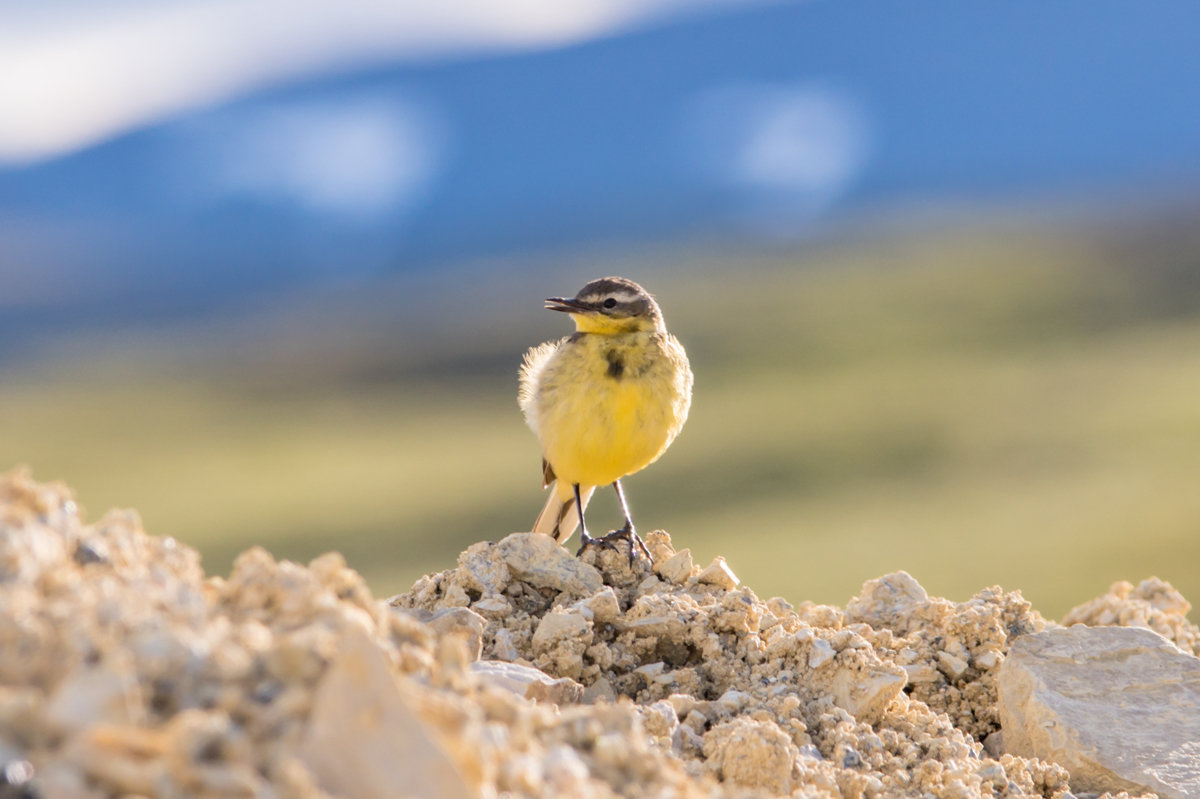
{"left": 596, "top": 524, "right": 652, "bottom": 567}
{"left": 576, "top": 531, "right": 617, "bottom": 558}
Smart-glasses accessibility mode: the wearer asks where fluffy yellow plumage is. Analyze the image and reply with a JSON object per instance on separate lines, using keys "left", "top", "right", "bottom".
{"left": 519, "top": 276, "right": 693, "bottom": 558}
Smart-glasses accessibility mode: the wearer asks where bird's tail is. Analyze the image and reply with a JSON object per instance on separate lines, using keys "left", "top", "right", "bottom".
{"left": 532, "top": 481, "right": 593, "bottom": 545}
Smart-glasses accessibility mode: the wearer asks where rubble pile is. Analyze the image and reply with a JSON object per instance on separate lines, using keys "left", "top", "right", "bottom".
{"left": 397, "top": 531, "right": 1072, "bottom": 798}
{"left": 2, "top": 467, "right": 1196, "bottom": 798}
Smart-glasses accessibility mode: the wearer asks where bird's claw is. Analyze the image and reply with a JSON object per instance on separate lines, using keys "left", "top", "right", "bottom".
{"left": 576, "top": 525, "right": 652, "bottom": 563}
{"left": 575, "top": 532, "right": 616, "bottom": 558}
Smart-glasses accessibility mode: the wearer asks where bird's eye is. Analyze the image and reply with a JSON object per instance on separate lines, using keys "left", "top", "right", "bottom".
{"left": 603, "top": 298, "right": 618, "bottom": 309}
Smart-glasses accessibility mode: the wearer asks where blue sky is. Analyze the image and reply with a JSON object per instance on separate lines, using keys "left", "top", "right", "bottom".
{"left": 2, "top": 0, "right": 1199, "bottom": 342}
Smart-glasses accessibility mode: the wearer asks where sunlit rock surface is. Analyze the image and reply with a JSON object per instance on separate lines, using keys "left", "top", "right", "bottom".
{"left": 2, "top": 467, "right": 1194, "bottom": 798}
{"left": 999, "top": 626, "right": 1200, "bottom": 799}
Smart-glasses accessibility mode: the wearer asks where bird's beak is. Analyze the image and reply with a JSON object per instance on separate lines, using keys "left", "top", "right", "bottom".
{"left": 545, "top": 297, "right": 590, "bottom": 313}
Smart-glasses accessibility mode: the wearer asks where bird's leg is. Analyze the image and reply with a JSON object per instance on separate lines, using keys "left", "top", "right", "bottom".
{"left": 599, "top": 480, "right": 652, "bottom": 565}
{"left": 574, "top": 483, "right": 603, "bottom": 557}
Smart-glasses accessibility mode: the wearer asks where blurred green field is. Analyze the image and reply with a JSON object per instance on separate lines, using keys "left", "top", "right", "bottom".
{"left": 5, "top": 218, "right": 1200, "bottom": 620}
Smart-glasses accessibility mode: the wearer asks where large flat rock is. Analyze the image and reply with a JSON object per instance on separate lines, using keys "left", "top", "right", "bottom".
{"left": 496, "top": 533, "right": 603, "bottom": 595}
{"left": 998, "top": 625, "right": 1200, "bottom": 799}
{"left": 300, "top": 629, "right": 479, "bottom": 799}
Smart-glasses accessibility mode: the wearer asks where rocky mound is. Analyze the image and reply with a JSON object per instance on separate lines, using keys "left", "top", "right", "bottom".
{"left": 1, "top": 467, "right": 1196, "bottom": 798}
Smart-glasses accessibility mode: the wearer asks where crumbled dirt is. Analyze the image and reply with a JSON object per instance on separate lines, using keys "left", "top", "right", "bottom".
{"left": 397, "top": 530, "right": 1077, "bottom": 798}
{"left": 0, "top": 467, "right": 1177, "bottom": 798}
{"left": 1061, "top": 578, "right": 1198, "bottom": 656}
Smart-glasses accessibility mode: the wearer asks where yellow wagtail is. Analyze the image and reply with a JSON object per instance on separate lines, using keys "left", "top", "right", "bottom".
{"left": 519, "top": 276, "right": 693, "bottom": 559}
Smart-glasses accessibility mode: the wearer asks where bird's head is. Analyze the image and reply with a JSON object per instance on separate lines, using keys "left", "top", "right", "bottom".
{"left": 545, "top": 276, "right": 665, "bottom": 335}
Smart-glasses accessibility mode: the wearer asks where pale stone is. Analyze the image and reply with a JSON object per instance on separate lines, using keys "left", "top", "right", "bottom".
{"left": 829, "top": 665, "right": 907, "bottom": 725}
{"left": 582, "top": 676, "right": 616, "bottom": 704}
{"left": 573, "top": 587, "right": 620, "bottom": 624}
{"left": 532, "top": 608, "right": 591, "bottom": 654}
{"left": 665, "top": 693, "right": 698, "bottom": 719}
{"left": 936, "top": 651, "right": 969, "bottom": 680}
{"left": 456, "top": 540, "right": 510, "bottom": 595}
{"left": 299, "top": 629, "right": 478, "bottom": 799}
{"left": 637, "top": 575, "right": 665, "bottom": 595}
{"left": 652, "top": 668, "right": 682, "bottom": 686}
{"left": 716, "top": 690, "right": 749, "bottom": 713}
{"left": 442, "top": 583, "right": 471, "bottom": 608}
{"left": 470, "top": 660, "right": 549, "bottom": 695}
{"left": 702, "top": 717, "right": 797, "bottom": 794}
{"left": 983, "top": 731, "right": 1005, "bottom": 759}
{"left": 436, "top": 633, "right": 473, "bottom": 673}
{"left": 471, "top": 594, "right": 512, "bottom": 616}
{"left": 696, "top": 557, "right": 739, "bottom": 590}
{"left": 394, "top": 606, "right": 487, "bottom": 662}
{"left": 471, "top": 661, "right": 583, "bottom": 705}
{"left": 999, "top": 626, "right": 1200, "bottom": 799}
{"left": 765, "top": 625, "right": 814, "bottom": 659}
{"left": 491, "top": 628, "right": 521, "bottom": 662}
{"left": 635, "top": 661, "right": 666, "bottom": 679}
{"left": 642, "top": 529, "right": 676, "bottom": 564}
{"left": 808, "top": 638, "right": 836, "bottom": 668}
{"left": 977, "top": 761, "right": 1006, "bottom": 783}
{"left": 655, "top": 549, "right": 694, "bottom": 585}
{"left": 525, "top": 675, "right": 585, "bottom": 705}
{"left": 616, "top": 614, "right": 688, "bottom": 638}
{"left": 903, "top": 664, "right": 940, "bottom": 684}
{"left": 496, "top": 533, "right": 603, "bottom": 595}
{"left": 845, "top": 571, "right": 930, "bottom": 631}
{"left": 640, "top": 701, "right": 679, "bottom": 740}
{"left": 429, "top": 606, "right": 487, "bottom": 661}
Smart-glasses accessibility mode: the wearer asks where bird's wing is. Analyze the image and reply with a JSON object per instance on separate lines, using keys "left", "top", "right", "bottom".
{"left": 541, "top": 458, "right": 556, "bottom": 488}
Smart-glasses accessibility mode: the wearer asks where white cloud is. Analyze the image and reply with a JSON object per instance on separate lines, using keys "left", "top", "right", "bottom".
{"left": 0, "top": 0, "right": 765, "bottom": 165}
{"left": 680, "top": 82, "right": 872, "bottom": 233}
{"left": 190, "top": 94, "right": 444, "bottom": 219}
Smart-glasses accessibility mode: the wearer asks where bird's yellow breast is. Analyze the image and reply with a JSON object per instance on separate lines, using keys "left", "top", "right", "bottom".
{"left": 533, "top": 331, "right": 691, "bottom": 488}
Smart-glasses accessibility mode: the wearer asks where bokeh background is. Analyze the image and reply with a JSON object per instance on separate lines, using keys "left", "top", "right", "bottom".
{"left": 3, "top": 0, "right": 1199, "bottom": 619}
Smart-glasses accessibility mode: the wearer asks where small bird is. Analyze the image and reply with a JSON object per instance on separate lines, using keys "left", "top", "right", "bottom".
{"left": 519, "top": 276, "right": 693, "bottom": 560}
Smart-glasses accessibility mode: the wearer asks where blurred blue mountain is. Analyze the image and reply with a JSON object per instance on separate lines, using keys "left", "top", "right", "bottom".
{"left": 2, "top": 0, "right": 1199, "bottom": 347}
